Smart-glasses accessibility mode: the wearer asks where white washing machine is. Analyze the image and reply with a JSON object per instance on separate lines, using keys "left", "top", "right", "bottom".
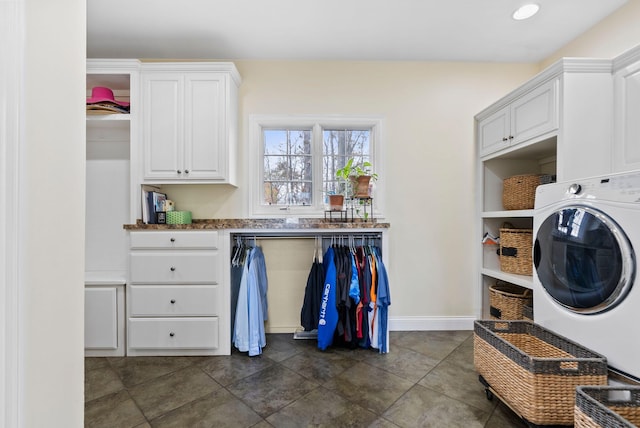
{"left": 533, "top": 170, "right": 640, "bottom": 381}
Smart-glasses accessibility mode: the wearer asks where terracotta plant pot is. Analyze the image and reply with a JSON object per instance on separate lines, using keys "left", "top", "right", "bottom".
{"left": 353, "top": 175, "right": 372, "bottom": 198}
{"left": 328, "top": 194, "right": 344, "bottom": 211}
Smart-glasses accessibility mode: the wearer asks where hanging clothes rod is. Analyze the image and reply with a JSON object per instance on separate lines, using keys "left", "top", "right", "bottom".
{"left": 230, "top": 232, "right": 383, "bottom": 240}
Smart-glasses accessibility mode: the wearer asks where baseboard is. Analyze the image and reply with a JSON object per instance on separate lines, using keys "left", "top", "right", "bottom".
{"left": 389, "top": 316, "right": 476, "bottom": 331}
{"left": 264, "top": 316, "right": 477, "bottom": 334}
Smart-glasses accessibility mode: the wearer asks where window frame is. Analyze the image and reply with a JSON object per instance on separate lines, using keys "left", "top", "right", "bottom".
{"left": 248, "top": 114, "right": 384, "bottom": 218}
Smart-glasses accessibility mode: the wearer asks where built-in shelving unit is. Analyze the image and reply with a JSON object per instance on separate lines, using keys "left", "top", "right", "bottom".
{"left": 475, "top": 58, "right": 614, "bottom": 320}
{"left": 85, "top": 59, "right": 140, "bottom": 357}
{"left": 478, "top": 139, "right": 556, "bottom": 316}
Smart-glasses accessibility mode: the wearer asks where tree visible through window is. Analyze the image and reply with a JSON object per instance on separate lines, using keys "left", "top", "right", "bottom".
{"left": 323, "top": 129, "right": 371, "bottom": 198}
{"left": 263, "top": 129, "right": 312, "bottom": 206}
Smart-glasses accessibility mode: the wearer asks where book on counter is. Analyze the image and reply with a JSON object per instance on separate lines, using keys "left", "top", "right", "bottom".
{"left": 141, "top": 185, "right": 164, "bottom": 224}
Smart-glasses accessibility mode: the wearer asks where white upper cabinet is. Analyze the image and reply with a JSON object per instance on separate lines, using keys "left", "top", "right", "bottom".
{"left": 613, "top": 46, "right": 640, "bottom": 173}
{"left": 141, "top": 63, "right": 241, "bottom": 184}
{"left": 479, "top": 79, "right": 558, "bottom": 157}
{"left": 476, "top": 59, "right": 613, "bottom": 181}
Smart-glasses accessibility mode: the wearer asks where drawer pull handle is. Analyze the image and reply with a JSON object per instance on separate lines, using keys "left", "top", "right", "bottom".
{"left": 169, "top": 332, "right": 175, "bottom": 337}
{"left": 170, "top": 299, "right": 176, "bottom": 304}
{"left": 170, "top": 267, "right": 176, "bottom": 271}
{"left": 170, "top": 238, "right": 175, "bottom": 242}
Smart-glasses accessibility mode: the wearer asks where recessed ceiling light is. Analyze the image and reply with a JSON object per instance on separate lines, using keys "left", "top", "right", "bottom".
{"left": 512, "top": 4, "right": 540, "bottom": 20}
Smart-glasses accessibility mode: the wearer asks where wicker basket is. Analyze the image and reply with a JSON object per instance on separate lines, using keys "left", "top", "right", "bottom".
{"left": 522, "top": 303, "right": 534, "bottom": 321}
{"left": 575, "top": 386, "right": 640, "bottom": 428}
{"left": 474, "top": 320, "right": 608, "bottom": 426}
{"left": 499, "top": 228, "right": 533, "bottom": 275}
{"left": 489, "top": 282, "right": 532, "bottom": 320}
{"left": 503, "top": 174, "right": 541, "bottom": 210}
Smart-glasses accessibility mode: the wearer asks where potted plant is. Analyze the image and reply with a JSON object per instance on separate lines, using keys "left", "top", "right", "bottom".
{"left": 327, "top": 193, "right": 344, "bottom": 211}
{"left": 336, "top": 158, "right": 378, "bottom": 198}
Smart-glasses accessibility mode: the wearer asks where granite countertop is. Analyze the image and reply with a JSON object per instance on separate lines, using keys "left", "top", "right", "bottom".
{"left": 123, "top": 218, "right": 390, "bottom": 230}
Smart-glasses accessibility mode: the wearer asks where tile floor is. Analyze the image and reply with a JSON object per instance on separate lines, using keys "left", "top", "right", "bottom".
{"left": 85, "top": 331, "right": 528, "bottom": 427}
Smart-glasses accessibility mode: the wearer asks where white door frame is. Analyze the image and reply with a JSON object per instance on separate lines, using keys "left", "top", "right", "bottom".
{"left": 1, "top": 1, "right": 24, "bottom": 426}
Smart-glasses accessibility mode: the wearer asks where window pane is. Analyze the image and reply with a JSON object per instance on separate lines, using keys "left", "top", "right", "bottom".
{"left": 322, "top": 129, "right": 372, "bottom": 201}
{"left": 262, "top": 129, "right": 312, "bottom": 206}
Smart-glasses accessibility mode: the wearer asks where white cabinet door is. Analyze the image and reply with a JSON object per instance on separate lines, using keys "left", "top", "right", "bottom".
{"left": 85, "top": 287, "right": 118, "bottom": 350}
{"left": 142, "top": 73, "right": 183, "bottom": 180}
{"left": 614, "top": 60, "right": 640, "bottom": 173}
{"left": 478, "top": 107, "right": 510, "bottom": 157}
{"left": 510, "top": 79, "right": 558, "bottom": 145}
{"left": 184, "top": 74, "right": 226, "bottom": 180}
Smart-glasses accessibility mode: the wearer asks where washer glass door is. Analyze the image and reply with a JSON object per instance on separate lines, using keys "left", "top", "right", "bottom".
{"left": 534, "top": 206, "right": 635, "bottom": 314}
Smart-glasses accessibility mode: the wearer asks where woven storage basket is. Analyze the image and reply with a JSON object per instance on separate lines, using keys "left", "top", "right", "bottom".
{"left": 474, "top": 320, "right": 608, "bottom": 426}
{"left": 499, "top": 228, "right": 533, "bottom": 275}
{"left": 575, "top": 386, "right": 640, "bottom": 428}
{"left": 522, "top": 303, "right": 534, "bottom": 321}
{"left": 489, "top": 282, "right": 532, "bottom": 320}
{"left": 503, "top": 174, "right": 541, "bottom": 210}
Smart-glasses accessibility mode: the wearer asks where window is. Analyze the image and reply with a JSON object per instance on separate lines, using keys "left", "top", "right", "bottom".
{"left": 249, "top": 115, "right": 383, "bottom": 217}
{"left": 323, "top": 129, "right": 372, "bottom": 198}
{"left": 263, "top": 129, "right": 313, "bottom": 206}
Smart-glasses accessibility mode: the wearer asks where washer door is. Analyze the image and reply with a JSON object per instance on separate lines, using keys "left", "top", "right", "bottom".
{"left": 534, "top": 205, "right": 635, "bottom": 314}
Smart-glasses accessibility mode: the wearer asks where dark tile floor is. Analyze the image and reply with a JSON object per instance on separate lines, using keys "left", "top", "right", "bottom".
{"left": 85, "top": 331, "right": 528, "bottom": 427}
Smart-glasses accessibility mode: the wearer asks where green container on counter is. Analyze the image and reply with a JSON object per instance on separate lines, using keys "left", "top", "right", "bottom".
{"left": 166, "top": 211, "right": 192, "bottom": 224}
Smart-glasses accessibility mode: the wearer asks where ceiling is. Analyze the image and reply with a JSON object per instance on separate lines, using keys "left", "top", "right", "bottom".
{"left": 87, "top": 0, "right": 628, "bottom": 63}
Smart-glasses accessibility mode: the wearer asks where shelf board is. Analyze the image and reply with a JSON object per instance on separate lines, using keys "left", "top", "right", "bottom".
{"left": 482, "top": 209, "right": 533, "bottom": 218}
{"left": 84, "top": 271, "right": 127, "bottom": 286}
{"left": 86, "top": 114, "right": 131, "bottom": 121}
{"left": 86, "top": 115, "right": 131, "bottom": 132}
{"left": 481, "top": 268, "right": 533, "bottom": 289}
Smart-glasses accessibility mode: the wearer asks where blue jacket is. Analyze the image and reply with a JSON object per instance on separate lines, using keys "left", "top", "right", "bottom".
{"left": 375, "top": 247, "right": 390, "bottom": 354}
{"left": 233, "top": 247, "right": 268, "bottom": 356}
{"left": 318, "top": 247, "right": 338, "bottom": 350}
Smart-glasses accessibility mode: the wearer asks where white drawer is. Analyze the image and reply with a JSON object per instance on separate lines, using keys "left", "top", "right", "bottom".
{"left": 130, "top": 231, "right": 218, "bottom": 249}
{"left": 129, "top": 285, "right": 221, "bottom": 316}
{"left": 128, "top": 317, "right": 219, "bottom": 349}
{"left": 130, "top": 251, "right": 218, "bottom": 284}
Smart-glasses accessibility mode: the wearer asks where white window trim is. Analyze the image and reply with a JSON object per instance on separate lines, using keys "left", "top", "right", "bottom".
{"left": 248, "top": 114, "right": 385, "bottom": 219}
{"left": 2, "top": 2, "right": 23, "bottom": 426}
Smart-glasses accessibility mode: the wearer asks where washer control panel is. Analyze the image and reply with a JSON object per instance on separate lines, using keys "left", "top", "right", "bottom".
{"left": 567, "top": 183, "right": 582, "bottom": 195}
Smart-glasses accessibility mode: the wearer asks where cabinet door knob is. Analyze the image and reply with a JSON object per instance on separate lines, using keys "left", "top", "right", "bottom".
{"left": 170, "top": 266, "right": 176, "bottom": 271}
{"left": 502, "top": 137, "right": 508, "bottom": 141}
{"left": 170, "top": 238, "right": 175, "bottom": 242}
{"left": 169, "top": 332, "right": 175, "bottom": 337}
{"left": 508, "top": 135, "right": 514, "bottom": 140}
{"left": 177, "top": 170, "right": 182, "bottom": 174}
{"left": 170, "top": 299, "right": 176, "bottom": 304}
{"left": 184, "top": 169, "right": 189, "bottom": 174}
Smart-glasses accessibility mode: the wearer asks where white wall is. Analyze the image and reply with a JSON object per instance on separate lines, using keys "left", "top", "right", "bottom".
{"left": 21, "top": 0, "right": 86, "bottom": 426}
{"left": 541, "top": 0, "right": 640, "bottom": 68}
{"left": 164, "top": 61, "right": 539, "bottom": 328}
